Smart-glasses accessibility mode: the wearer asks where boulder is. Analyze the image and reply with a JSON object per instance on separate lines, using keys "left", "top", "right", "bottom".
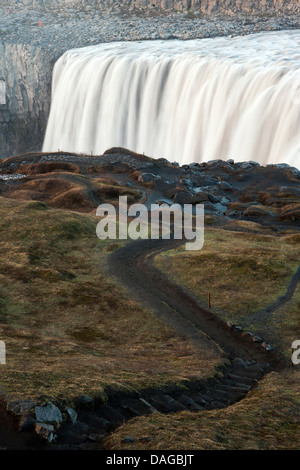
{"left": 76, "top": 394, "right": 94, "bottom": 407}
{"left": 173, "top": 191, "right": 194, "bottom": 204}
{"left": 138, "top": 172, "right": 161, "bottom": 183}
{"left": 7, "top": 400, "right": 36, "bottom": 416}
{"left": 192, "top": 191, "right": 210, "bottom": 203}
{"left": 218, "top": 181, "right": 233, "bottom": 191}
{"left": 35, "top": 402, "right": 63, "bottom": 424}
{"left": 65, "top": 407, "right": 78, "bottom": 424}
{"left": 239, "top": 161, "right": 253, "bottom": 170}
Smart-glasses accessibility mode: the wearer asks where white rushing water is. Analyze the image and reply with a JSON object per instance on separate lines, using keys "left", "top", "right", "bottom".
{"left": 43, "top": 31, "right": 300, "bottom": 167}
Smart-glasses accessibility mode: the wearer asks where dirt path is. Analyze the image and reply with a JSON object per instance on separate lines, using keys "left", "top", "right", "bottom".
{"left": 246, "top": 263, "right": 300, "bottom": 324}
{"left": 107, "top": 237, "right": 282, "bottom": 367}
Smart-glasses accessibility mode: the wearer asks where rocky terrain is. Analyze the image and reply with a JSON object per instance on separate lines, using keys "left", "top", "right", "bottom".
{"left": 0, "top": 148, "right": 299, "bottom": 449}
{"left": 0, "top": 0, "right": 299, "bottom": 158}
{"left": 1, "top": 148, "right": 299, "bottom": 228}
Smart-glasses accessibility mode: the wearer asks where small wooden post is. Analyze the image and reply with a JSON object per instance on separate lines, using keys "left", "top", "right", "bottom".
{"left": 208, "top": 293, "right": 211, "bottom": 309}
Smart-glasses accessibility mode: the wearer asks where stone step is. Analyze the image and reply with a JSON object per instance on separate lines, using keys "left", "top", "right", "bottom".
{"left": 220, "top": 379, "right": 251, "bottom": 389}
{"left": 147, "top": 395, "right": 186, "bottom": 413}
{"left": 227, "top": 373, "right": 257, "bottom": 385}
{"left": 96, "top": 406, "right": 125, "bottom": 426}
{"left": 208, "top": 400, "right": 227, "bottom": 409}
{"left": 245, "top": 362, "right": 270, "bottom": 372}
{"left": 210, "top": 388, "right": 229, "bottom": 398}
{"left": 218, "top": 384, "right": 250, "bottom": 394}
{"left": 219, "top": 378, "right": 235, "bottom": 386}
{"left": 147, "top": 396, "right": 168, "bottom": 412}
{"left": 195, "top": 393, "right": 214, "bottom": 404}
{"left": 80, "top": 414, "right": 110, "bottom": 433}
{"left": 215, "top": 383, "right": 247, "bottom": 395}
{"left": 139, "top": 398, "right": 158, "bottom": 414}
{"left": 162, "top": 395, "right": 187, "bottom": 412}
{"left": 189, "top": 402, "right": 205, "bottom": 412}
{"left": 205, "top": 390, "right": 228, "bottom": 404}
{"left": 231, "top": 367, "right": 265, "bottom": 379}
{"left": 119, "top": 399, "right": 154, "bottom": 417}
{"left": 176, "top": 394, "right": 205, "bottom": 411}
{"left": 233, "top": 358, "right": 255, "bottom": 367}
{"left": 189, "top": 394, "right": 210, "bottom": 406}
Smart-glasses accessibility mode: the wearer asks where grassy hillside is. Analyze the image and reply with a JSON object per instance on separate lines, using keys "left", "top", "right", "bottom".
{"left": 0, "top": 197, "right": 223, "bottom": 402}
{"left": 155, "top": 226, "right": 300, "bottom": 353}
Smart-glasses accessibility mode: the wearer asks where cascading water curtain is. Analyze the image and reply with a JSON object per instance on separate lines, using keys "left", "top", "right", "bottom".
{"left": 43, "top": 31, "right": 300, "bottom": 167}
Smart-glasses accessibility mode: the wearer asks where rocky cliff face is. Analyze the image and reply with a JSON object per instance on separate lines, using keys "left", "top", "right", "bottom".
{"left": 1, "top": 0, "right": 299, "bottom": 13}
{"left": 113, "top": 0, "right": 299, "bottom": 14}
{"left": 0, "top": 43, "right": 52, "bottom": 157}
{"left": 0, "top": 0, "right": 299, "bottom": 158}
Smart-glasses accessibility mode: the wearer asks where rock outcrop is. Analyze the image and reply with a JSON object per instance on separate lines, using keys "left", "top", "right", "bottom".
{"left": 0, "top": 43, "right": 51, "bottom": 157}
{"left": 1, "top": 0, "right": 299, "bottom": 14}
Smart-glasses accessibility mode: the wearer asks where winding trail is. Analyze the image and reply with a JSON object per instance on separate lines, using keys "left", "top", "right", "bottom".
{"left": 0, "top": 236, "right": 286, "bottom": 450}
{"left": 246, "top": 263, "right": 300, "bottom": 324}
{"left": 107, "top": 237, "right": 282, "bottom": 367}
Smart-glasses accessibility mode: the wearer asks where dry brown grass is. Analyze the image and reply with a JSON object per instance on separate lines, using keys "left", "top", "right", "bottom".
{"left": 0, "top": 197, "right": 223, "bottom": 402}
{"left": 15, "top": 161, "right": 80, "bottom": 175}
{"left": 3, "top": 173, "right": 142, "bottom": 214}
{"left": 271, "top": 287, "right": 300, "bottom": 361}
{"left": 155, "top": 227, "right": 300, "bottom": 327}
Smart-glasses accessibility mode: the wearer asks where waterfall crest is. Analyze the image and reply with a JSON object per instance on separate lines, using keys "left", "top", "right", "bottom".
{"left": 43, "top": 31, "right": 300, "bottom": 167}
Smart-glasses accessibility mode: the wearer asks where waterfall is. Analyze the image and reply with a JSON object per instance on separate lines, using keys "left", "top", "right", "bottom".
{"left": 43, "top": 31, "right": 300, "bottom": 168}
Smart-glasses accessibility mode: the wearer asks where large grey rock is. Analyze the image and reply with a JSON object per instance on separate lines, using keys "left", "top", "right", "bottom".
{"left": 7, "top": 400, "right": 36, "bottom": 416}
{"left": 35, "top": 402, "right": 63, "bottom": 423}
